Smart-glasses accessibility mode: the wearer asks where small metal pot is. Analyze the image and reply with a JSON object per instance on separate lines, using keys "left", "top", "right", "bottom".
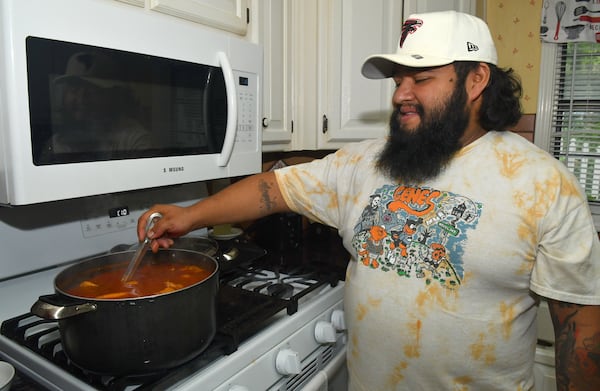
{"left": 31, "top": 248, "right": 219, "bottom": 375}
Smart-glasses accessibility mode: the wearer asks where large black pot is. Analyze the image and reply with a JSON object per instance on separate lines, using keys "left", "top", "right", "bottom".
{"left": 31, "top": 248, "right": 219, "bottom": 375}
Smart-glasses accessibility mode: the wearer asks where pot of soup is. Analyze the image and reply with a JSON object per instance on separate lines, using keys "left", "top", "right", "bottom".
{"left": 30, "top": 248, "right": 219, "bottom": 375}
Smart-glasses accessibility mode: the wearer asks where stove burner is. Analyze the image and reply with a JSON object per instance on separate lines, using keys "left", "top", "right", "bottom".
{"left": 227, "top": 266, "right": 326, "bottom": 302}
{"left": 266, "top": 282, "right": 294, "bottom": 298}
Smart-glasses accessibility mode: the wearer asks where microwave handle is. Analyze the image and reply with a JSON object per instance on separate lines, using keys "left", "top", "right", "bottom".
{"left": 217, "top": 51, "right": 237, "bottom": 167}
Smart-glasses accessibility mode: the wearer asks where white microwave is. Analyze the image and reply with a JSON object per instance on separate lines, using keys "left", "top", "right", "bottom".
{"left": 0, "top": 0, "right": 262, "bottom": 206}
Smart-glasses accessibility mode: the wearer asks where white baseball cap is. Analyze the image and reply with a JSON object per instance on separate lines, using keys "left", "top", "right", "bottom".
{"left": 361, "top": 10, "right": 498, "bottom": 79}
{"left": 54, "top": 52, "right": 123, "bottom": 88}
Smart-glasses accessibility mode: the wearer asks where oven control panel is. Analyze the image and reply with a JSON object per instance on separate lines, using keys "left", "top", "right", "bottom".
{"left": 211, "top": 300, "right": 346, "bottom": 391}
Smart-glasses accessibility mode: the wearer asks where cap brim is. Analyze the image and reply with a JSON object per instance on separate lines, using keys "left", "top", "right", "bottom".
{"left": 361, "top": 54, "right": 454, "bottom": 79}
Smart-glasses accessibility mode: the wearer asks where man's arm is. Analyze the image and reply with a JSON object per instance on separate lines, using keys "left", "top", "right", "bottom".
{"left": 547, "top": 298, "right": 600, "bottom": 391}
{"left": 137, "top": 171, "right": 292, "bottom": 250}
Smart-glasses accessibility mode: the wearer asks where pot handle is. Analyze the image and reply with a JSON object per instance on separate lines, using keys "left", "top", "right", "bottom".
{"left": 31, "top": 294, "right": 97, "bottom": 320}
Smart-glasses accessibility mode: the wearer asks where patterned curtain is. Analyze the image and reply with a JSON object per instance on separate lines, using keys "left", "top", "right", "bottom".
{"left": 541, "top": 0, "right": 600, "bottom": 43}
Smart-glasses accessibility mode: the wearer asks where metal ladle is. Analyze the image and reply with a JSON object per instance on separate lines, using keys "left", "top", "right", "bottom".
{"left": 121, "top": 212, "right": 162, "bottom": 282}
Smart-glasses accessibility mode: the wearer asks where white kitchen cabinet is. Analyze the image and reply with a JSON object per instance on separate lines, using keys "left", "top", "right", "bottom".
{"left": 116, "top": 0, "right": 249, "bottom": 35}
{"left": 403, "top": 0, "right": 476, "bottom": 15}
{"left": 150, "top": 0, "right": 249, "bottom": 35}
{"left": 315, "top": 0, "right": 402, "bottom": 150}
{"left": 259, "top": 0, "right": 401, "bottom": 151}
{"left": 258, "top": 0, "right": 294, "bottom": 151}
{"left": 258, "top": 0, "right": 324, "bottom": 151}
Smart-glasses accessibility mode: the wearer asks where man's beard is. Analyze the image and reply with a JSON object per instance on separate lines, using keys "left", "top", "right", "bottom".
{"left": 376, "top": 85, "right": 470, "bottom": 183}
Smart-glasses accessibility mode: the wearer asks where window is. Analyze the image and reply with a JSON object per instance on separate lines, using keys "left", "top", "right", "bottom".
{"left": 535, "top": 42, "right": 600, "bottom": 228}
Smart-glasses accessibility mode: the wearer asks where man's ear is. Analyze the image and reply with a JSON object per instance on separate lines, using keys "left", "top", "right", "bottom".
{"left": 466, "top": 62, "right": 491, "bottom": 102}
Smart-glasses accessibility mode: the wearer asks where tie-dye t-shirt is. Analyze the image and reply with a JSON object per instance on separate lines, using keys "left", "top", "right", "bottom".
{"left": 274, "top": 131, "right": 600, "bottom": 391}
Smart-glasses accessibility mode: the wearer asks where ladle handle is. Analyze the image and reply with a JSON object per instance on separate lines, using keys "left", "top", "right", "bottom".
{"left": 143, "top": 212, "right": 163, "bottom": 234}
{"left": 121, "top": 212, "right": 162, "bottom": 282}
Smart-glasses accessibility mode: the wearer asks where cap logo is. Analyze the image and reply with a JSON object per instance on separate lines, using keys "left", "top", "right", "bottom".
{"left": 466, "top": 42, "right": 479, "bottom": 52}
{"left": 399, "top": 18, "right": 423, "bottom": 48}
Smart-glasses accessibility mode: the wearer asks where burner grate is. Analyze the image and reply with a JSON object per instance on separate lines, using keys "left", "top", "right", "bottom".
{"left": 226, "top": 265, "right": 336, "bottom": 315}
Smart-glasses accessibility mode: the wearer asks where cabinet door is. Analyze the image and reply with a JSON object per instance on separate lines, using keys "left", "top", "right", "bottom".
{"left": 317, "top": 0, "right": 402, "bottom": 150}
{"left": 150, "top": 0, "right": 249, "bottom": 35}
{"left": 259, "top": 0, "right": 294, "bottom": 152}
{"left": 403, "top": 0, "right": 476, "bottom": 15}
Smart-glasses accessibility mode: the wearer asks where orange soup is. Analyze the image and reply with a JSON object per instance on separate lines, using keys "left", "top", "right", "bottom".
{"left": 65, "top": 262, "right": 213, "bottom": 299}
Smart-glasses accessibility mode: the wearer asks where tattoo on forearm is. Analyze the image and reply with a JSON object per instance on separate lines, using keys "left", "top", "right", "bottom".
{"left": 551, "top": 302, "right": 600, "bottom": 391}
{"left": 553, "top": 305, "right": 578, "bottom": 391}
{"left": 582, "top": 333, "right": 600, "bottom": 374}
{"left": 258, "top": 179, "right": 276, "bottom": 212}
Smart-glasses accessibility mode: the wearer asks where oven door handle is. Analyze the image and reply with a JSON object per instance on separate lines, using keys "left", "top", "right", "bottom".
{"left": 216, "top": 51, "right": 237, "bottom": 167}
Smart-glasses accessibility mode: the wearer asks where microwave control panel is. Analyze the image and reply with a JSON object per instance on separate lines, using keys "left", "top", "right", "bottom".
{"left": 234, "top": 71, "right": 258, "bottom": 148}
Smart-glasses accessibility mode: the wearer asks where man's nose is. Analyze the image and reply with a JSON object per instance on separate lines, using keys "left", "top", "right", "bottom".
{"left": 392, "top": 79, "right": 415, "bottom": 105}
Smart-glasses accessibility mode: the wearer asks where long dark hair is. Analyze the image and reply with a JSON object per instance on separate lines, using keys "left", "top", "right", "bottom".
{"left": 453, "top": 61, "right": 523, "bottom": 131}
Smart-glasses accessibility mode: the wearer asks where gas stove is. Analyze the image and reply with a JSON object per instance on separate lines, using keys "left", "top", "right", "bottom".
{"left": 0, "top": 232, "right": 349, "bottom": 391}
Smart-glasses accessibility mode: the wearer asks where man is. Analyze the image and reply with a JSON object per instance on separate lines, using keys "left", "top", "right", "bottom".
{"left": 139, "top": 11, "right": 600, "bottom": 391}
{"left": 43, "top": 52, "right": 151, "bottom": 162}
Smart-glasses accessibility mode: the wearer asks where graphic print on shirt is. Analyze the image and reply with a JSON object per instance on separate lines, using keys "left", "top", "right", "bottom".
{"left": 352, "top": 184, "right": 482, "bottom": 290}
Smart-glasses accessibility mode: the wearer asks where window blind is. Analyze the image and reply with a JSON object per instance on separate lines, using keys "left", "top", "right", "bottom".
{"left": 550, "top": 42, "right": 600, "bottom": 203}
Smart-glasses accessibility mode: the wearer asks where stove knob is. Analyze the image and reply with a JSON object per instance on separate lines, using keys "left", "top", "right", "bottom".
{"left": 228, "top": 386, "right": 249, "bottom": 391}
{"left": 331, "top": 309, "right": 346, "bottom": 331}
{"left": 275, "top": 348, "right": 302, "bottom": 375}
{"left": 314, "top": 320, "right": 337, "bottom": 344}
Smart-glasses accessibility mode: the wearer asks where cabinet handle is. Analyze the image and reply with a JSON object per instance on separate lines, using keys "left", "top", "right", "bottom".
{"left": 322, "top": 115, "right": 328, "bottom": 134}
{"left": 262, "top": 117, "right": 269, "bottom": 128}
